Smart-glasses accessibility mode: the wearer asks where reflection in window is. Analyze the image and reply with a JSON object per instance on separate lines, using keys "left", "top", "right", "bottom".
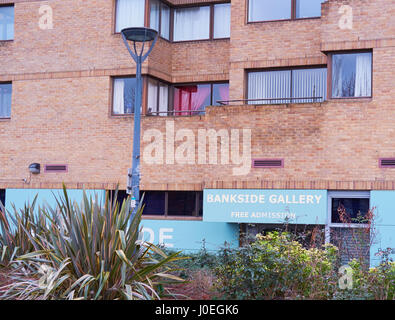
{"left": 0, "top": 83, "right": 12, "bottom": 118}
{"left": 331, "top": 198, "right": 370, "bottom": 224}
{"left": 115, "top": 0, "right": 145, "bottom": 32}
{"left": 113, "top": 77, "right": 137, "bottom": 115}
{"left": 173, "top": 6, "right": 210, "bottom": 41}
{"left": 0, "top": 6, "right": 14, "bottom": 40}
{"left": 248, "top": 0, "right": 291, "bottom": 22}
{"left": 295, "top": 0, "right": 325, "bottom": 18}
{"left": 332, "top": 52, "right": 372, "bottom": 98}
{"left": 248, "top": 68, "right": 327, "bottom": 104}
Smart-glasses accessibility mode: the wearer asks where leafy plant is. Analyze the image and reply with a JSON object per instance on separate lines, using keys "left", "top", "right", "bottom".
{"left": 214, "top": 231, "right": 339, "bottom": 300}
{"left": 0, "top": 186, "right": 184, "bottom": 300}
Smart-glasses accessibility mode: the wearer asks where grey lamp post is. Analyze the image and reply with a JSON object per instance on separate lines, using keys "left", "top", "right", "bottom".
{"left": 121, "top": 27, "right": 158, "bottom": 214}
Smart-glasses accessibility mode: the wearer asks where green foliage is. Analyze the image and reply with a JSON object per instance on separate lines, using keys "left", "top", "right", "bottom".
{"left": 336, "top": 251, "right": 395, "bottom": 300}
{"left": 214, "top": 231, "right": 340, "bottom": 300}
{"left": 0, "top": 186, "right": 184, "bottom": 300}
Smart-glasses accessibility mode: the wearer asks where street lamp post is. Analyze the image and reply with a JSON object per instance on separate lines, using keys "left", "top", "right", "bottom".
{"left": 121, "top": 27, "right": 158, "bottom": 213}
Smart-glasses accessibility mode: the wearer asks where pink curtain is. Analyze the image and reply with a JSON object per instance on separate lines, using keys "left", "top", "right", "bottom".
{"left": 219, "top": 84, "right": 229, "bottom": 103}
{"left": 174, "top": 85, "right": 210, "bottom": 115}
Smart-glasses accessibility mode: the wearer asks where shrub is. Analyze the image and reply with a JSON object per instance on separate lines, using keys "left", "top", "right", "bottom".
{"left": 0, "top": 187, "right": 184, "bottom": 300}
{"left": 214, "top": 231, "right": 339, "bottom": 300}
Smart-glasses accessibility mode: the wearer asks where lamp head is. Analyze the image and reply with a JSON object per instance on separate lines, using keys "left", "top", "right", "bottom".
{"left": 121, "top": 27, "right": 158, "bottom": 43}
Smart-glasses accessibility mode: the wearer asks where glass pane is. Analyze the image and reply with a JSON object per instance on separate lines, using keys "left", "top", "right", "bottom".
{"left": 142, "top": 191, "right": 165, "bottom": 215}
{"left": 173, "top": 6, "right": 210, "bottom": 41}
{"left": 248, "top": 0, "right": 291, "bottom": 22}
{"left": 248, "top": 70, "right": 291, "bottom": 104}
{"left": 0, "top": 83, "right": 12, "bottom": 118}
{"left": 295, "top": 0, "right": 325, "bottom": 18}
{"left": 214, "top": 3, "right": 231, "bottom": 39}
{"left": 331, "top": 198, "right": 370, "bottom": 224}
{"left": 0, "top": 6, "right": 14, "bottom": 40}
{"left": 147, "top": 79, "right": 158, "bottom": 114}
{"left": 158, "top": 82, "right": 169, "bottom": 116}
{"left": 292, "top": 68, "right": 327, "bottom": 102}
{"left": 116, "top": 0, "right": 145, "bottom": 32}
{"left": 113, "top": 78, "right": 137, "bottom": 114}
{"left": 160, "top": 4, "right": 170, "bottom": 40}
{"left": 150, "top": 0, "right": 160, "bottom": 31}
{"left": 212, "top": 83, "right": 229, "bottom": 105}
{"left": 173, "top": 84, "right": 211, "bottom": 115}
{"left": 167, "top": 192, "right": 196, "bottom": 216}
{"left": 332, "top": 52, "right": 372, "bottom": 98}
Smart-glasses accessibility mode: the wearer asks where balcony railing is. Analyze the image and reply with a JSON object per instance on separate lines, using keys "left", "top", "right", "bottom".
{"left": 216, "top": 96, "right": 325, "bottom": 105}
{"left": 146, "top": 96, "right": 324, "bottom": 116}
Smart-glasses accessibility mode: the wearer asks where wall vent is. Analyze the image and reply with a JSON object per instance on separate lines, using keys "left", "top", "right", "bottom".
{"left": 252, "top": 159, "right": 284, "bottom": 168}
{"left": 379, "top": 158, "right": 395, "bottom": 168}
{"left": 44, "top": 164, "right": 68, "bottom": 173}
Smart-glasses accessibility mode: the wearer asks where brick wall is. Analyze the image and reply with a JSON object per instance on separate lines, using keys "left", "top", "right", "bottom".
{"left": 0, "top": 0, "right": 394, "bottom": 191}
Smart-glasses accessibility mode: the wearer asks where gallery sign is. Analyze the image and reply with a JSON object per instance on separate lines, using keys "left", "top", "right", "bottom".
{"left": 203, "top": 189, "right": 327, "bottom": 224}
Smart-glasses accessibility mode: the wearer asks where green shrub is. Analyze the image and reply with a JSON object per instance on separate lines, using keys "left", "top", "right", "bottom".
{"left": 338, "top": 251, "right": 395, "bottom": 300}
{"left": 214, "top": 231, "right": 339, "bottom": 300}
{"left": 0, "top": 187, "right": 184, "bottom": 300}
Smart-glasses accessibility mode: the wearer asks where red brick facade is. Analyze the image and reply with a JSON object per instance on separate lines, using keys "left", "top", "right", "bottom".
{"left": 0, "top": 0, "right": 394, "bottom": 192}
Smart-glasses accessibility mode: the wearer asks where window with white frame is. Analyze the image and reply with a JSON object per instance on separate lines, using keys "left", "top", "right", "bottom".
{"left": 328, "top": 191, "right": 371, "bottom": 225}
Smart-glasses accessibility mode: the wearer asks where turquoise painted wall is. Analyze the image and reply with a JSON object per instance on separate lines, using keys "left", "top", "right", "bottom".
{"left": 139, "top": 219, "right": 239, "bottom": 253}
{"left": 5, "top": 188, "right": 105, "bottom": 213}
{"left": 203, "top": 189, "right": 328, "bottom": 224}
{"left": 4, "top": 189, "right": 239, "bottom": 253}
{"left": 370, "top": 191, "right": 395, "bottom": 266}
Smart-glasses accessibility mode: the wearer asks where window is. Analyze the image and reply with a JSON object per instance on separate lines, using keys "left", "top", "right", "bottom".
{"left": 329, "top": 191, "right": 371, "bottom": 225}
{"left": 249, "top": 0, "right": 291, "bottom": 22}
{"left": 0, "top": 5, "right": 14, "bottom": 40}
{"left": 112, "top": 77, "right": 139, "bottom": 115}
{"left": 331, "top": 52, "right": 372, "bottom": 98}
{"left": 213, "top": 3, "right": 231, "bottom": 39}
{"left": 147, "top": 78, "right": 169, "bottom": 116}
{"left": 295, "top": 0, "right": 325, "bottom": 19}
{"left": 331, "top": 198, "right": 370, "bottom": 224}
{"left": 248, "top": 68, "right": 327, "bottom": 104}
{"left": 141, "top": 191, "right": 202, "bottom": 217}
{"left": 0, "top": 83, "right": 11, "bottom": 118}
{"left": 150, "top": 0, "right": 170, "bottom": 40}
{"left": 173, "top": 6, "right": 210, "bottom": 41}
{"left": 248, "top": 0, "right": 324, "bottom": 22}
{"left": 115, "top": 0, "right": 145, "bottom": 32}
{"left": 173, "top": 82, "right": 229, "bottom": 116}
